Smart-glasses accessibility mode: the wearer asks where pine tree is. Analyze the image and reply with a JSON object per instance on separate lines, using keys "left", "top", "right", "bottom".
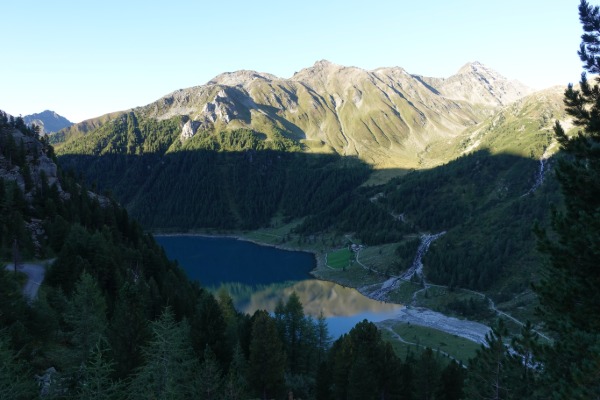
{"left": 108, "top": 281, "right": 150, "bottom": 378}
{"left": 129, "top": 307, "right": 198, "bottom": 400}
{"left": 247, "top": 310, "right": 286, "bottom": 400}
{"left": 62, "top": 271, "right": 108, "bottom": 370}
{"left": 464, "top": 322, "right": 511, "bottom": 400}
{"left": 196, "top": 346, "right": 223, "bottom": 400}
{"left": 437, "top": 361, "right": 465, "bottom": 400}
{"left": 316, "top": 311, "right": 331, "bottom": 366}
{"left": 413, "top": 347, "right": 442, "bottom": 400}
{"left": 223, "top": 343, "right": 248, "bottom": 400}
{"left": 191, "top": 289, "right": 229, "bottom": 367}
{"left": 76, "top": 339, "right": 123, "bottom": 400}
{"left": 534, "top": 1, "right": 600, "bottom": 397}
{"left": 0, "top": 331, "right": 37, "bottom": 400}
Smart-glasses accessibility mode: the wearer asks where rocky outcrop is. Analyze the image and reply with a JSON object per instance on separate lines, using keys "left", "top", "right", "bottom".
{"left": 0, "top": 128, "right": 62, "bottom": 193}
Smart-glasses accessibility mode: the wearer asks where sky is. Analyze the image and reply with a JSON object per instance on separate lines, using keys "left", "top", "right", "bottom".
{"left": 0, "top": 0, "right": 585, "bottom": 123}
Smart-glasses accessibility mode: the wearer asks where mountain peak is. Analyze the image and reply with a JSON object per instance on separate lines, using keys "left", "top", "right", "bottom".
{"left": 313, "top": 59, "right": 336, "bottom": 68}
{"left": 292, "top": 59, "right": 345, "bottom": 79}
{"left": 456, "top": 61, "right": 506, "bottom": 79}
{"left": 207, "top": 70, "right": 279, "bottom": 87}
{"left": 23, "top": 110, "right": 72, "bottom": 135}
{"left": 429, "top": 61, "right": 534, "bottom": 107}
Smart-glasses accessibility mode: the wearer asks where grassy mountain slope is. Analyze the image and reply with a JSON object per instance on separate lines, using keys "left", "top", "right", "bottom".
{"left": 53, "top": 60, "right": 532, "bottom": 169}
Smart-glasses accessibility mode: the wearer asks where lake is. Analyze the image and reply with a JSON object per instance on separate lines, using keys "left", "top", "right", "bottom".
{"left": 155, "top": 235, "right": 403, "bottom": 337}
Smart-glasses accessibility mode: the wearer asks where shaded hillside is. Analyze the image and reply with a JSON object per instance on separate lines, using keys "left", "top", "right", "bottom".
{"left": 59, "top": 149, "right": 372, "bottom": 231}
{"left": 295, "top": 149, "right": 561, "bottom": 293}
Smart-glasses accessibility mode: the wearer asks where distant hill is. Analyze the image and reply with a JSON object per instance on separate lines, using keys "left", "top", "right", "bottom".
{"left": 23, "top": 110, "right": 72, "bottom": 135}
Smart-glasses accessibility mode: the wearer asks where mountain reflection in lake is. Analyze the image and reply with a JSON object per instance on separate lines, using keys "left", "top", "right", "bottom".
{"left": 225, "top": 279, "right": 404, "bottom": 338}
{"left": 155, "top": 235, "right": 403, "bottom": 337}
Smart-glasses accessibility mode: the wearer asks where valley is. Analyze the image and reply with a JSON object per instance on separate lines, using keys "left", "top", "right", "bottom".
{"left": 47, "top": 60, "right": 570, "bottom": 353}
{"left": 0, "top": 58, "right": 580, "bottom": 398}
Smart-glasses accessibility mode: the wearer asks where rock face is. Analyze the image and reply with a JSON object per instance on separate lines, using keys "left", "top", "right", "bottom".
{"left": 23, "top": 110, "right": 72, "bottom": 135}
{"left": 418, "top": 61, "right": 533, "bottom": 107}
{"left": 0, "top": 128, "right": 61, "bottom": 193}
{"left": 57, "top": 60, "right": 535, "bottom": 169}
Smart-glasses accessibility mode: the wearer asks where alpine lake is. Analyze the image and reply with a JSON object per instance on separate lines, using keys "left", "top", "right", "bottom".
{"left": 154, "top": 235, "right": 403, "bottom": 338}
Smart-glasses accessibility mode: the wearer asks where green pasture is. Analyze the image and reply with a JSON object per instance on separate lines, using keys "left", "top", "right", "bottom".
{"left": 379, "top": 321, "right": 481, "bottom": 364}
{"left": 327, "top": 247, "right": 354, "bottom": 269}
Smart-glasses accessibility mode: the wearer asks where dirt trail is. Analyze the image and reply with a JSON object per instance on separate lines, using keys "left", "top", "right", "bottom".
{"left": 4, "top": 262, "right": 48, "bottom": 301}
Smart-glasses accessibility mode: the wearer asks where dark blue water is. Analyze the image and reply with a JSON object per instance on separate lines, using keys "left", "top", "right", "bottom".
{"left": 155, "top": 235, "right": 404, "bottom": 338}
{"left": 155, "top": 235, "right": 314, "bottom": 287}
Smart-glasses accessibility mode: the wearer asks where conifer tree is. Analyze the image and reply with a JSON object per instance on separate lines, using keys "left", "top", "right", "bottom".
{"left": 534, "top": 1, "right": 600, "bottom": 397}
{"left": 413, "top": 347, "right": 442, "bottom": 400}
{"left": 0, "top": 331, "right": 37, "bottom": 400}
{"left": 223, "top": 343, "right": 248, "bottom": 400}
{"left": 247, "top": 310, "right": 286, "bottom": 400}
{"left": 76, "top": 339, "right": 123, "bottom": 400}
{"left": 108, "top": 281, "right": 150, "bottom": 378}
{"left": 464, "top": 322, "right": 511, "bottom": 400}
{"left": 196, "top": 346, "right": 223, "bottom": 400}
{"left": 129, "top": 307, "right": 199, "bottom": 400}
{"left": 437, "top": 361, "right": 465, "bottom": 400}
{"left": 62, "top": 271, "right": 108, "bottom": 370}
{"left": 316, "top": 311, "right": 331, "bottom": 366}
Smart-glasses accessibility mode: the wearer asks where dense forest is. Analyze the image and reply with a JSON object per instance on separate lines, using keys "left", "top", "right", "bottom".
{"left": 57, "top": 118, "right": 560, "bottom": 296}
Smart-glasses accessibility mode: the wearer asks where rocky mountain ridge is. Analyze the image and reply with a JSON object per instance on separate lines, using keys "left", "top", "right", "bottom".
{"left": 55, "top": 60, "right": 536, "bottom": 170}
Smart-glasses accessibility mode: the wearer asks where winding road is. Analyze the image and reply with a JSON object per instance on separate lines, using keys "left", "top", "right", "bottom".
{"left": 4, "top": 262, "right": 48, "bottom": 301}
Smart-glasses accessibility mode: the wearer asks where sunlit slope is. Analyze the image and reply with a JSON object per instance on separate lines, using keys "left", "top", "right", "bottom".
{"left": 54, "top": 60, "right": 534, "bottom": 169}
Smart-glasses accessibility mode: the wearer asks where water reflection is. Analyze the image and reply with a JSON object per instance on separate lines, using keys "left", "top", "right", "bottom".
{"left": 214, "top": 279, "right": 404, "bottom": 338}
{"left": 155, "top": 235, "right": 404, "bottom": 338}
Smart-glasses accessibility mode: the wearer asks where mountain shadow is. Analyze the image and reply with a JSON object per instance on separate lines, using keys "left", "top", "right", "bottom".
{"left": 58, "top": 150, "right": 380, "bottom": 231}
{"left": 357, "top": 150, "right": 562, "bottom": 295}
{"left": 59, "top": 147, "right": 561, "bottom": 296}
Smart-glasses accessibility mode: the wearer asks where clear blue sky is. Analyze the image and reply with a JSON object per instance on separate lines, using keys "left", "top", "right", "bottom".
{"left": 1, "top": 0, "right": 583, "bottom": 122}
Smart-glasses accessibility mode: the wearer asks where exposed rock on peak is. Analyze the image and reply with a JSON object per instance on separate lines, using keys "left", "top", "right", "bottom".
{"left": 420, "top": 62, "right": 533, "bottom": 107}
{"left": 207, "top": 70, "right": 279, "bottom": 88}
{"left": 291, "top": 59, "right": 349, "bottom": 81}
{"left": 457, "top": 61, "right": 489, "bottom": 75}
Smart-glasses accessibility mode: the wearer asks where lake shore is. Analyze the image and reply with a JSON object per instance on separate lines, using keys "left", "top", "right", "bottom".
{"left": 153, "top": 233, "right": 494, "bottom": 347}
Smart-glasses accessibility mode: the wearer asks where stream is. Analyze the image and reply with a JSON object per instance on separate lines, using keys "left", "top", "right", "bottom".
{"left": 358, "top": 232, "right": 493, "bottom": 344}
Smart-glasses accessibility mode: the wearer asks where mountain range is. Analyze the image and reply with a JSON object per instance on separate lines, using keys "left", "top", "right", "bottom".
{"left": 23, "top": 110, "right": 72, "bottom": 135}
{"left": 54, "top": 60, "right": 544, "bottom": 172}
